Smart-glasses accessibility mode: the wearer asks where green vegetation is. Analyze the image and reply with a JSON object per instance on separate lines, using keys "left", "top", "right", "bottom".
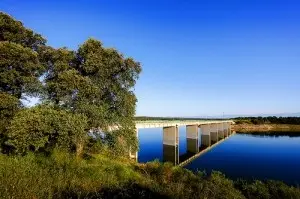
{"left": 1, "top": 152, "right": 299, "bottom": 199}
{"left": 234, "top": 117, "right": 300, "bottom": 125}
{"left": 0, "top": 12, "right": 141, "bottom": 156}
{"left": 0, "top": 12, "right": 299, "bottom": 199}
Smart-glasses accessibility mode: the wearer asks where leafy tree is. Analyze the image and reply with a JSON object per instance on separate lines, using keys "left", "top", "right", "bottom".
{"left": 0, "top": 41, "right": 44, "bottom": 98}
{"left": 0, "top": 13, "right": 47, "bottom": 153}
{"left": 0, "top": 13, "right": 142, "bottom": 157}
{"left": 0, "top": 92, "right": 20, "bottom": 133}
{"left": 6, "top": 105, "right": 88, "bottom": 156}
{"left": 0, "top": 92, "right": 21, "bottom": 153}
{"left": 0, "top": 12, "right": 46, "bottom": 50}
{"left": 42, "top": 38, "right": 142, "bottom": 155}
{"left": 0, "top": 12, "right": 46, "bottom": 99}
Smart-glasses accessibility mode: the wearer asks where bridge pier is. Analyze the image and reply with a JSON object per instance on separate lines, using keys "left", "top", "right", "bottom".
{"left": 200, "top": 124, "right": 211, "bottom": 148}
{"left": 224, "top": 122, "right": 228, "bottom": 137}
{"left": 186, "top": 125, "right": 199, "bottom": 154}
{"left": 218, "top": 123, "right": 224, "bottom": 139}
{"left": 163, "top": 126, "right": 179, "bottom": 165}
{"left": 228, "top": 122, "right": 232, "bottom": 135}
{"left": 210, "top": 123, "right": 218, "bottom": 144}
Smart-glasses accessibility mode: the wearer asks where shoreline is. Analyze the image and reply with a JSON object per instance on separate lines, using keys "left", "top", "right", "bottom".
{"left": 232, "top": 124, "right": 300, "bottom": 133}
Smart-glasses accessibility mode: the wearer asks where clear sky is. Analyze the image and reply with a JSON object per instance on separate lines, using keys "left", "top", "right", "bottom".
{"left": 1, "top": 0, "right": 300, "bottom": 117}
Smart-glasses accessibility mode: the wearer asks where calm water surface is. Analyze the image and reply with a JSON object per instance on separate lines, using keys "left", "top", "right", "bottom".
{"left": 138, "top": 127, "right": 300, "bottom": 185}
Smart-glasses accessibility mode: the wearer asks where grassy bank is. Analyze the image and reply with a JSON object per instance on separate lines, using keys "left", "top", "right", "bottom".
{"left": 232, "top": 124, "right": 300, "bottom": 132}
{"left": 1, "top": 152, "right": 300, "bottom": 199}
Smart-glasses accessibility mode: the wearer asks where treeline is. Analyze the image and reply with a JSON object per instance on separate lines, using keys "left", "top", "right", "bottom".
{"left": 234, "top": 117, "right": 300, "bottom": 125}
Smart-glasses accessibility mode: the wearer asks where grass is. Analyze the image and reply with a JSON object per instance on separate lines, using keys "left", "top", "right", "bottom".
{"left": 0, "top": 151, "right": 299, "bottom": 199}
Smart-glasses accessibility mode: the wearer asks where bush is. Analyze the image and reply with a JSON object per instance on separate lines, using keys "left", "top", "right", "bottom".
{"left": 6, "top": 105, "right": 88, "bottom": 156}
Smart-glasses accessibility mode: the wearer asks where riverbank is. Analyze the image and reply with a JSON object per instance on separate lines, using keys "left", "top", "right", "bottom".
{"left": 232, "top": 124, "right": 300, "bottom": 132}
{"left": 1, "top": 152, "right": 299, "bottom": 199}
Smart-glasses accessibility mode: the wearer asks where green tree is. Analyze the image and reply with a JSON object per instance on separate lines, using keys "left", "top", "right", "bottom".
{"left": 0, "top": 12, "right": 46, "bottom": 50}
{"left": 0, "top": 12, "right": 46, "bottom": 99}
{"left": 0, "top": 92, "right": 21, "bottom": 153}
{"left": 0, "top": 92, "right": 20, "bottom": 132}
{"left": 42, "top": 38, "right": 142, "bottom": 155}
{"left": 0, "top": 13, "right": 142, "bottom": 157}
{"left": 0, "top": 13, "right": 46, "bottom": 153}
{"left": 0, "top": 41, "right": 44, "bottom": 98}
{"left": 6, "top": 105, "right": 88, "bottom": 156}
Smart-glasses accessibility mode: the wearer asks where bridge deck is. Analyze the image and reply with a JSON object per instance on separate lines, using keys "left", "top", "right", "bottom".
{"left": 135, "top": 120, "right": 233, "bottom": 129}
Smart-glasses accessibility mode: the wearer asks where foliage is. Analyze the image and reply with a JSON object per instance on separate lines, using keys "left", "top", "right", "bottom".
{"left": 235, "top": 179, "right": 300, "bottom": 199}
{"left": 0, "top": 152, "right": 145, "bottom": 199}
{"left": 0, "top": 12, "right": 46, "bottom": 99}
{"left": 0, "top": 12, "right": 47, "bottom": 153}
{"left": 0, "top": 12, "right": 46, "bottom": 50}
{"left": 0, "top": 92, "right": 21, "bottom": 153}
{"left": 0, "top": 12, "right": 141, "bottom": 156}
{"left": 6, "top": 105, "right": 88, "bottom": 155}
{"left": 0, "top": 92, "right": 20, "bottom": 133}
{"left": 1, "top": 154, "right": 299, "bottom": 199}
{"left": 40, "top": 38, "right": 141, "bottom": 154}
{"left": 0, "top": 41, "right": 44, "bottom": 98}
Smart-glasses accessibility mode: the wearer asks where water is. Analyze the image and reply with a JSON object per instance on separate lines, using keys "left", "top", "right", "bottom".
{"left": 138, "top": 127, "right": 300, "bottom": 185}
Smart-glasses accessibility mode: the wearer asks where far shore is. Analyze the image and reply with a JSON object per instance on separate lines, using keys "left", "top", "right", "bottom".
{"left": 232, "top": 124, "right": 300, "bottom": 133}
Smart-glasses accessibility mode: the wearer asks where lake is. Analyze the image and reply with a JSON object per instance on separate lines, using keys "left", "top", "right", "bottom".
{"left": 138, "top": 127, "right": 300, "bottom": 185}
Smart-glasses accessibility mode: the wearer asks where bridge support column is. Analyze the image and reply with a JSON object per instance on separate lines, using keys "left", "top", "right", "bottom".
{"left": 210, "top": 123, "right": 218, "bottom": 144}
{"left": 163, "top": 126, "right": 179, "bottom": 165}
{"left": 218, "top": 123, "right": 224, "bottom": 139}
{"left": 200, "top": 124, "right": 211, "bottom": 148}
{"left": 129, "top": 129, "right": 138, "bottom": 160}
{"left": 224, "top": 122, "right": 228, "bottom": 137}
{"left": 186, "top": 125, "right": 199, "bottom": 154}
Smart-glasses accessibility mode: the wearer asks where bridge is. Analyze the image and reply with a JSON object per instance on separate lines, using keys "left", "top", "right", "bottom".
{"left": 131, "top": 120, "right": 234, "bottom": 166}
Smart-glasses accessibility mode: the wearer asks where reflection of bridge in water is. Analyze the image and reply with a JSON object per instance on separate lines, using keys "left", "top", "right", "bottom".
{"left": 132, "top": 120, "right": 234, "bottom": 166}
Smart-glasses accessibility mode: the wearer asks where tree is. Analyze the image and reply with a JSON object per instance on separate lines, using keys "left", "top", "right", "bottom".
{"left": 0, "top": 92, "right": 21, "bottom": 153}
{"left": 0, "top": 12, "right": 46, "bottom": 153}
{"left": 0, "top": 41, "right": 44, "bottom": 98}
{"left": 6, "top": 105, "right": 88, "bottom": 156}
{"left": 43, "top": 38, "right": 142, "bottom": 155}
{"left": 0, "top": 12, "right": 46, "bottom": 50}
{"left": 0, "top": 92, "right": 20, "bottom": 132}
{"left": 0, "top": 13, "right": 142, "bottom": 157}
{"left": 0, "top": 12, "right": 46, "bottom": 99}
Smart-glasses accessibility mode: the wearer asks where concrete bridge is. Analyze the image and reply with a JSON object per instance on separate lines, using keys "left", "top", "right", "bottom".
{"left": 131, "top": 120, "right": 234, "bottom": 166}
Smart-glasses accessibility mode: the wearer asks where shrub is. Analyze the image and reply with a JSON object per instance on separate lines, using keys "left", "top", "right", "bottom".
{"left": 6, "top": 105, "right": 88, "bottom": 156}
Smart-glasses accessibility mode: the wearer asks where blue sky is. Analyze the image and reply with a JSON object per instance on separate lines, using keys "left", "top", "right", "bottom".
{"left": 1, "top": 0, "right": 300, "bottom": 117}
